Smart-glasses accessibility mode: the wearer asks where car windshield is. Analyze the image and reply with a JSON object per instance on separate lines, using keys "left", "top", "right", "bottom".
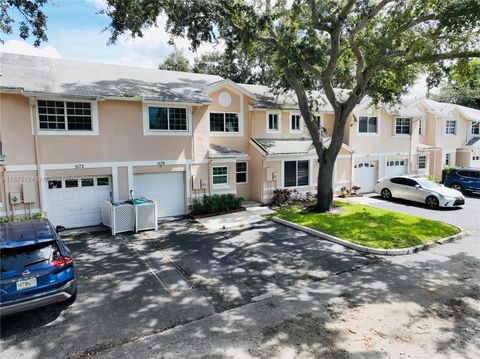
{"left": 416, "top": 178, "right": 441, "bottom": 189}
{"left": 0, "top": 242, "right": 61, "bottom": 272}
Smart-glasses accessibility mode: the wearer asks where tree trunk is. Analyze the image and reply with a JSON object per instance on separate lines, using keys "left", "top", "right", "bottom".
{"left": 314, "top": 157, "right": 335, "bottom": 212}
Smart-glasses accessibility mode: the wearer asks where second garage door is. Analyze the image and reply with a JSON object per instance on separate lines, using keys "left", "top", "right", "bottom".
{"left": 133, "top": 172, "right": 186, "bottom": 218}
{"left": 385, "top": 159, "right": 407, "bottom": 178}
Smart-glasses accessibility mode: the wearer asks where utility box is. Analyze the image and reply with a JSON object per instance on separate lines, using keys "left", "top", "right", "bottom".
{"left": 22, "top": 183, "right": 36, "bottom": 204}
{"left": 9, "top": 192, "right": 21, "bottom": 205}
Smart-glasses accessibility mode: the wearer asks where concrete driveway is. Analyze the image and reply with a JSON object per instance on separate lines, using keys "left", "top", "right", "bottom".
{"left": 369, "top": 193, "right": 480, "bottom": 232}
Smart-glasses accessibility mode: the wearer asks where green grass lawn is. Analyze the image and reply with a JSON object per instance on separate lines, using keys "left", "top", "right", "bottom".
{"left": 270, "top": 201, "right": 459, "bottom": 249}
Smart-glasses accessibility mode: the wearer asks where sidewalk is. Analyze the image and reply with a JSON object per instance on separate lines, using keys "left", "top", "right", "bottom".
{"left": 195, "top": 206, "right": 274, "bottom": 231}
{"left": 335, "top": 193, "right": 384, "bottom": 205}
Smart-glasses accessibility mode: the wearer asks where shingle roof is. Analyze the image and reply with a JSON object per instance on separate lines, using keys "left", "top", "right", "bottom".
{"left": 0, "top": 53, "right": 223, "bottom": 104}
{"left": 464, "top": 136, "right": 480, "bottom": 148}
{"left": 209, "top": 144, "right": 246, "bottom": 158}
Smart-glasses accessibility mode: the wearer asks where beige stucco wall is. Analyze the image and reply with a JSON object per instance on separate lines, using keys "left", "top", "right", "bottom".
{"left": 1, "top": 170, "right": 41, "bottom": 215}
{"left": 455, "top": 150, "right": 471, "bottom": 168}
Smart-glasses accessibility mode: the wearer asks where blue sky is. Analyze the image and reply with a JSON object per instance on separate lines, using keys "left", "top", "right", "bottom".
{"left": 0, "top": 0, "right": 428, "bottom": 96}
{"left": 0, "top": 0, "right": 219, "bottom": 68}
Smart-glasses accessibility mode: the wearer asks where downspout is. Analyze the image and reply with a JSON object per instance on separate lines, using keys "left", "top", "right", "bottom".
{"left": 30, "top": 97, "right": 44, "bottom": 213}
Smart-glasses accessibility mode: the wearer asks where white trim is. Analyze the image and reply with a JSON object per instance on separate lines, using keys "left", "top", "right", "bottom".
{"left": 34, "top": 98, "right": 99, "bottom": 136}
{"left": 265, "top": 155, "right": 318, "bottom": 162}
{"left": 288, "top": 111, "right": 304, "bottom": 134}
{"left": 357, "top": 113, "right": 380, "bottom": 136}
{"left": 185, "top": 162, "right": 192, "bottom": 200}
{"left": 142, "top": 103, "right": 193, "bottom": 136}
{"left": 111, "top": 165, "right": 119, "bottom": 201}
{"left": 0, "top": 208, "right": 41, "bottom": 217}
{"left": 204, "top": 79, "right": 257, "bottom": 99}
{"left": 5, "top": 165, "right": 38, "bottom": 171}
{"left": 212, "top": 165, "right": 229, "bottom": 187}
{"left": 266, "top": 111, "right": 282, "bottom": 134}
{"left": 210, "top": 189, "right": 237, "bottom": 195}
{"left": 211, "top": 157, "right": 249, "bottom": 163}
{"left": 208, "top": 111, "right": 243, "bottom": 137}
{"left": 127, "top": 165, "right": 134, "bottom": 199}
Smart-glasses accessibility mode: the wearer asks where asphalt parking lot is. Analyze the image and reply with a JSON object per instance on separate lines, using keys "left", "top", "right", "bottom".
{"left": 0, "top": 218, "right": 378, "bottom": 359}
{"left": 369, "top": 193, "right": 480, "bottom": 232}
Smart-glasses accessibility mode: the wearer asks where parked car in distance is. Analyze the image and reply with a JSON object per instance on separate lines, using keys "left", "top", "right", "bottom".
{"left": 375, "top": 176, "right": 465, "bottom": 209}
{"left": 0, "top": 219, "right": 77, "bottom": 316}
{"left": 444, "top": 167, "right": 480, "bottom": 193}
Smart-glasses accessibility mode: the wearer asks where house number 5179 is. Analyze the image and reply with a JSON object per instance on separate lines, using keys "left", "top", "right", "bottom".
{"left": 75, "top": 164, "right": 85, "bottom": 169}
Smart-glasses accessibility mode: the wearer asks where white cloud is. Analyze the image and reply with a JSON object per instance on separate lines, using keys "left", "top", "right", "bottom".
{"left": 85, "top": 0, "right": 107, "bottom": 10}
{"left": 0, "top": 40, "right": 62, "bottom": 58}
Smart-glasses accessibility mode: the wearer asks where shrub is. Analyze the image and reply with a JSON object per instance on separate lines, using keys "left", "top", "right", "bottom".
{"left": 0, "top": 212, "right": 44, "bottom": 224}
{"left": 442, "top": 165, "right": 454, "bottom": 183}
{"left": 340, "top": 186, "right": 350, "bottom": 198}
{"left": 190, "top": 194, "right": 243, "bottom": 215}
{"left": 426, "top": 175, "right": 439, "bottom": 183}
{"left": 351, "top": 185, "right": 361, "bottom": 195}
{"left": 270, "top": 188, "right": 293, "bottom": 206}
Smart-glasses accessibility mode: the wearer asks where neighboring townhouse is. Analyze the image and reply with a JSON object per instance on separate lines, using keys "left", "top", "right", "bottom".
{"left": 0, "top": 53, "right": 478, "bottom": 229}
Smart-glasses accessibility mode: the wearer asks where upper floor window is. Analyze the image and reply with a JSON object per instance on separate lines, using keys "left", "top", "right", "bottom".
{"left": 38, "top": 100, "right": 92, "bottom": 131}
{"left": 445, "top": 120, "right": 457, "bottom": 135}
{"left": 267, "top": 113, "right": 280, "bottom": 132}
{"left": 284, "top": 160, "right": 309, "bottom": 187}
{"left": 359, "top": 116, "right": 378, "bottom": 134}
{"left": 395, "top": 118, "right": 411, "bottom": 135}
{"left": 210, "top": 112, "right": 239, "bottom": 133}
{"left": 148, "top": 106, "right": 187, "bottom": 131}
{"left": 419, "top": 119, "right": 424, "bottom": 136}
{"left": 472, "top": 122, "right": 480, "bottom": 135}
{"left": 290, "top": 114, "right": 301, "bottom": 131}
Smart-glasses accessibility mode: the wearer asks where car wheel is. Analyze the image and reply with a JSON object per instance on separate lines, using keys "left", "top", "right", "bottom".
{"left": 450, "top": 183, "right": 463, "bottom": 192}
{"left": 426, "top": 196, "right": 439, "bottom": 209}
{"left": 381, "top": 188, "right": 392, "bottom": 200}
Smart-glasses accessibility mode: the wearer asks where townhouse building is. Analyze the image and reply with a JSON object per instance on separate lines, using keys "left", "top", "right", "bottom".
{"left": 1, "top": 54, "right": 479, "bottom": 229}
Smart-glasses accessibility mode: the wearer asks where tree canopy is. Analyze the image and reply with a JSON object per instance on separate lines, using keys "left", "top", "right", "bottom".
{"left": 158, "top": 47, "right": 191, "bottom": 72}
{"left": 0, "top": 0, "right": 48, "bottom": 46}
{"left": 433, "top": 59, "right": 480, "bottom": 109}
{"left": 103, "top": 0, "right": 480, "bottom": 211}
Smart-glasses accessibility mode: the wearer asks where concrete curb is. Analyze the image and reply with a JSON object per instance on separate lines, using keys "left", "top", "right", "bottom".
{"left": 271, "top": 217, "right": 466, "bottom": 256}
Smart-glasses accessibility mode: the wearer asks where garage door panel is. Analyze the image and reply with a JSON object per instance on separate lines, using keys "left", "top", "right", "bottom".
{"left": 133, "top": 172, "right": 185, "bottom": 218}
{"left": 385, "top": 159, "right": 407, "bottom": 178}
{"left": 353, "top": 162, "right": 377, "bottom": 193}
{"left": 46, "top": 176, "right": 112, "bottom": 229}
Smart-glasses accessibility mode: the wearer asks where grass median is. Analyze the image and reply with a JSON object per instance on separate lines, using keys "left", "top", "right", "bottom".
{"left": 269, "top": 201, "right": 459, "bottom": 249}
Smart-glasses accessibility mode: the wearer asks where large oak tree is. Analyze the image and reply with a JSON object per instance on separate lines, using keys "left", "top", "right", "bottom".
{"left": 103, "top": 0, "right": 480, "bottom": 212}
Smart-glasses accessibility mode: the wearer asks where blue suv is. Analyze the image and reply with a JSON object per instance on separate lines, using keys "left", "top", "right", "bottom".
{"left": 444, "top": 167, "right": 480, "bottom": 194}
{"left": 0, "top": 219, "right": 77, "bottom": 316}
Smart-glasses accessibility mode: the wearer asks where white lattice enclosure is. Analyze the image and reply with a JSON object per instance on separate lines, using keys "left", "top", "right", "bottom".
{"left": 101, "top": 201, "right": 135, "bottom": 235}
{"left": 135, "top": 201, "right": 158, "bottom": 232}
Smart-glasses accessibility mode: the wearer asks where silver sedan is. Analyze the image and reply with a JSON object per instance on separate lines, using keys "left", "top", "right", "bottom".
{"left": 375, "top": 176, "right": 465, "bottom": 209}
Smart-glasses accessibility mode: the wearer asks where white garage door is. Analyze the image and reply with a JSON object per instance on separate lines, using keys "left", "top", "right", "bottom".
{"left": 472, "top": 155, "right": 480, "bottom": 168}
{"left": 133, "top": 172, "right": 186, "bottom": 218}
{"left": 46, "top": 176, "right": 112, "bottom": 229}
{"left": 353, "top": 162, "right": 377, "bottom": 193}
{"left": 385, "top": 159, "right": 407, "bottom": 178}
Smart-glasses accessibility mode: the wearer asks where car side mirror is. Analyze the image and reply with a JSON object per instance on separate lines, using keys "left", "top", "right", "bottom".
{"left": 56, "top": 225, "right": 66, "bottom": 233}
{"left": 415, "top": 184, "right": 420, "bottom": 188}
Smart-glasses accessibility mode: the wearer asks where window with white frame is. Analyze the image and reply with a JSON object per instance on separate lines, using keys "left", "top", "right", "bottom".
{"left": 148, "top": 106, "right": 187, "bottom": 131}
{"left": 210, "top": 113, "right": 239, "bottom": 133}
{"left": 472, "top": 122, "right": 480, "bottom": 135}
{"left": 267, "top": 113, "right": 280, "bottom": 132}
{"left": 290, "top": 114, "right": 301, "bottom": 131}
{"left": 418, "top": 155, "right": 426, "bottom": 169}
{"left": 445, "top": 153, "right": 451, "bottom": 166}
{"left": 395, "top": 118, "right": 411, "bottom": 135}
{"left": 284, "top": 160, "right": 309, "bottom": 187}
{"left": 472, "top": 155, "right": 480, "bottom": 161}
{"left": 38, "top": 100, "right": 93, "bottom": 131}
{"left": 419, "top": 119, "right": 424, "bottom": 135}
{"left": 359, "top": 116, "right": 378, "bottom": 134}
{"left": 212, "top": 166, "right": 228, "bottom": 185}
{"left": 445, "top": 120, "right": 457, "bottom": 135}
{"left": 236, "top": 162, "right": 248, "bottom": 183}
